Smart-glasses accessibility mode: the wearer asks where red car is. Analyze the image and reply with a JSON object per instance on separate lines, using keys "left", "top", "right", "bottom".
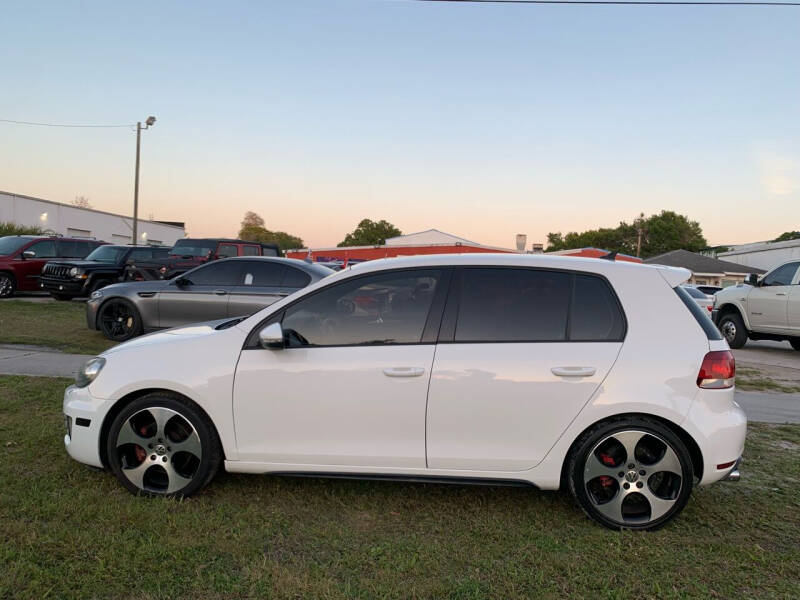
{"left": 0, "top": 235, "right": 107, "bottom": 298}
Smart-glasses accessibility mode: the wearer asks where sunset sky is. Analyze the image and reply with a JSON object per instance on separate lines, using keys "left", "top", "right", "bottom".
{"left": 1, "top": 0, "right": 798, "bottom": 249}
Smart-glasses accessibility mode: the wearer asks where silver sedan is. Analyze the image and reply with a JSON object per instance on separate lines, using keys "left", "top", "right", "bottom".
{"left": 87, "top": 257, "right": 333, "bottom": 341}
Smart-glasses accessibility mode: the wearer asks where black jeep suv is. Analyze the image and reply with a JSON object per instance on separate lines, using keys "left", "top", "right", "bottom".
{"left": 40, "top": 245, "right": 180, "bottom": 300}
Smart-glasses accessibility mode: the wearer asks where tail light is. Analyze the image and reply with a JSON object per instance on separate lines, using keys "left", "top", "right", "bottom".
{"left": 697, "top": 351, "right": 735, "bottom": 389}
{"left": 706, "top": 305, "right": 713, "bottom": 312}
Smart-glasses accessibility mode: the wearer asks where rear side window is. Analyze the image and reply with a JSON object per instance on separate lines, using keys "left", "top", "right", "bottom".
{"left": 570, "top": 275, "right": 626, "bottom": 341}
{"left": 282, "top": 267, "right": 311, "bottom": 288}
{"left": 675, "top": 286, "right": 722, "bottom": 341}
{"left": 242, "top": 245, "right": 260, "bottom": 256}
{"left": 455, "top": 268, "right": 572, "bottom": 342}
{"left": 217, "top": 244, "right": 238, "bottom": 258}
{"left": 241, "top": 262, "right": 284, "bottom": 286}
{"left": 152, "top": 247, "right": 170, "bottom": 258}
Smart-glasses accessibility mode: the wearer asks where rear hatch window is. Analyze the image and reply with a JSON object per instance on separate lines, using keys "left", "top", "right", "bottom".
{"left": 674, "top": 286, "right": 722, "bottom": 341}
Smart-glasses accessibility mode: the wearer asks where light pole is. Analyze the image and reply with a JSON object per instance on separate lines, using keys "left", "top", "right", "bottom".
{"left": 132, "top": 115, "right": 156, "bottom": 245}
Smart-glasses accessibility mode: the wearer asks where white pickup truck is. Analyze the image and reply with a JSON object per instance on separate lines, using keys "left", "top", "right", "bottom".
{"left": 712, "top": 260, "right": 800, "bottom": 350}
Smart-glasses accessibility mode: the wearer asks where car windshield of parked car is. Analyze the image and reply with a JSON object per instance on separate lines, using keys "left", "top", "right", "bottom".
{"left": 0, "top": 236, "right": 34, "bottom": 256}
{"left": 281, "top": 270, "right": 441, "bottom": 346}
{"left": 85, "top": 246, "right": 127, "bottom": 263}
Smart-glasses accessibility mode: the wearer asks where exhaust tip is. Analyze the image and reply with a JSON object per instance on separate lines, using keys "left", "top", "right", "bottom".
{"left": 723, "top": 468, "right": 740, "bottom": 482}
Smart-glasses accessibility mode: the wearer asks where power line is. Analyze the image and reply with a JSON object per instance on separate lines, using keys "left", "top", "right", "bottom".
{"left": 0, "top": 118, "right": 134, "bottom": 128}
{"left": 416, "top": 0, "right": 800, "bottom": 6}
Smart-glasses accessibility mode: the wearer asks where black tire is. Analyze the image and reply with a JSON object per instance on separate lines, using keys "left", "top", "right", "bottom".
{"left": 97, "top": 298, "right": 143, "bottom": 341}
{"left": 0, "top": 272, "right": 16, "bottom": 298}
{"left": 718, "top": 311, "right": 748, "bottom": 349}
{"left": 790, "top": 338, "right": 800, "bottom": 351}
{"left": 89, "top": 278, "right": 112, "bottom": 293}
{"left": 567, "top": 416, "right": 694, "bottom": 531}
{"left": 51, "top": 293, "right": 74, "bottom": 301}
{"left": 106, "top": 393, "right": 222, "bottom": 497}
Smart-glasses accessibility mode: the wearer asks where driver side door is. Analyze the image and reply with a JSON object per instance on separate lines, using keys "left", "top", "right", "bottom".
{"left": 748, "top": 262, "right": 799, "bottom": 332}
{"left": 232, "top": 268, "right": 447, "bottom": 468}
{"left": 158, "top": 260, "right": 244, "bottom": 327}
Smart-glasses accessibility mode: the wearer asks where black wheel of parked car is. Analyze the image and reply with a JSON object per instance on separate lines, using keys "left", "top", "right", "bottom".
{"left": 567, "top": 416, "right": 694, "bottom": 531}
{"left": 791, "top": 338, "right": 800, "bottom": 351}
{"left": 0, "top": 272, "right": 16, "bottom": 298}
{"left": 98, "top": 298, "right": 143, "bottom": 341}
{"left": 106, "top": 393, "right": 222, "bottom": 497}
{"left": 51, "top": 293, "right": 73, "bottom": 301}
{"left": 718, "top": 312, "right": 748, "bottom": 349}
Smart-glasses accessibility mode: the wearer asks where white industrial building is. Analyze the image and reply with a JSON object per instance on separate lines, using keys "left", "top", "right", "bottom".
{"left": 1, "top": 191, "right": 185, "bottom": 246}
{"left": 716, "top": 238, "right": 800, "bottom": 272}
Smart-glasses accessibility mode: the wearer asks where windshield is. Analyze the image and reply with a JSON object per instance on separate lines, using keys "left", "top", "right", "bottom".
{"left": 171, "top": 240, "right": 215, "bottom": 257}
{"left": 85, "top": 246, "right": 127, "bottom": 263}
{"left": 0, "top": 236, "right": 33, "bottom": 256}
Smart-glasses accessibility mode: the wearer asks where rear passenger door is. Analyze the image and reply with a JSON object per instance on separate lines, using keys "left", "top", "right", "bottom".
{"left": 426, "top": 268, "right": 626, "bottom": 472}
{"left": 227, "top": 261, "right": 310, "bottom": 317}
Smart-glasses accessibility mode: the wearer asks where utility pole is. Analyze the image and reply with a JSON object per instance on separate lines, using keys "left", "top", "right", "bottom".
{"left": 132, "top": 116, "right": 156, "bottom": 245}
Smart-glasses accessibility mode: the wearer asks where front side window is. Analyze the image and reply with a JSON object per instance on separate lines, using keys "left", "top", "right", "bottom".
{"left": 281, "top": 270, "right": 441, "bottom": 346}
{"left": 217, "top": 244, "right": 238, "bottom": 258}
{"left": 762, "top": 262, "right": 799, "bottom": 287}
{"left": 25, "top": 240, "right": 57, "bottom": 258}
{"left": 455, "top": 268, "right": 571, "bottom": 342}
{"left": 86, "top": 246, "right": 127, "bottom": 262}
{"left": 129, "top": 248, "right": 154, "bottom": 261}
{"left": 182, "top": 261, "right": 243, "bottom": 286}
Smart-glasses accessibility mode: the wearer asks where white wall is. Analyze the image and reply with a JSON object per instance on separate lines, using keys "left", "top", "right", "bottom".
{"left": 0, "top": 191, "right": 185, "bottom": 246}
{"left": 718, "top": 243, "right": 800, "bottom": 271}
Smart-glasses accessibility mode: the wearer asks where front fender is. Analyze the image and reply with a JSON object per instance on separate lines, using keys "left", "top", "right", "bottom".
{"left": 716, "top": 301, "right": 750, "bottom": 330}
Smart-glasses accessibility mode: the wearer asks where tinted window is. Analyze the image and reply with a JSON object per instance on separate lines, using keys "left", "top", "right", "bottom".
{"left": 58, "top": 240, "right": 78, "bottom": 257}
{"left": 152, "top": 247, "right": 170, "bottom": 258}
{"left": 682, "top": 286, "right": 707, "bottom": 299}
{"left": 282, "top": 267, "right": 311, "bottom": 288}
{"left": 675, "top": 286, "right": 722, "bottom": 341}
{"left": 86, "top": 246, "right": 127, "bottom": 262}
{"left": 242, "top": 245, "right": 260, "bottom": 256}
{"left": 184, "top": 261, "right": 243, "bottom": 286}
{"left": 171, "top": 240, "right": 215, "bottom": 257}
{"left": 26, "top": 240, "right": 57, "bottom": 258}
{"left": 242, "top": 262, "right": 284, "bottom": 286}
{"left": 217, "top": 244, "right": 238, "bottom": 258}
{"left": 75, "top": 241, "right": 91, "bottom": 257}
{"left": 129, "top": 248, "right": 154, "bottom": 261}
{"left": 281, "top": 270, "right": 441, "bottom": 346}
{"left": 0, "top": 236, "right": 32, "bottom": 256}
{"left": 455, "top": 268, "right": 571, "bottom": 342}
{"left": 570, "top": 275, "right": 626, "bottom": 341}
{"left": 261, "top": 245, "right": 280, "bottom": 257}
{"left": 763, "top": 262, "right": 799, "bottom": 286}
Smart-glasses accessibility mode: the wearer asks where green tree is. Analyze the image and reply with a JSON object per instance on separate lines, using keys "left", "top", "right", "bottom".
{"left": 545, "top": 211, "right": 707, "bottom": 259}
{"left": 773, "top": 231, "right": 800, "bottom": 242}
{"left": 0, "top": 221, "right": 43, "bottom": 237}
{"left": 237, "top": 212, "right": 304, "bottom": 251}
{"left": 338, "top": 219, "right": 401, "bottom": 247}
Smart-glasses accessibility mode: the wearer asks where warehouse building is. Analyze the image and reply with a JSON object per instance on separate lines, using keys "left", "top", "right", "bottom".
{"left": 0, "top": 190, "right": 185, "bottom": 246}
{"left": 716, "top": 238, "right": 800, "bottom": 272}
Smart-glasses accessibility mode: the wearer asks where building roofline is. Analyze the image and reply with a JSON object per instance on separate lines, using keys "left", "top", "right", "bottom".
{"left": 1, "top": 190, "right": 186, "bottom": 232}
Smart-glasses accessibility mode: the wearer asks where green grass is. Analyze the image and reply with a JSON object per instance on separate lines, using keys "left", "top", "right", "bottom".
{"left": 0, "top": 300, "right": 114, "bottom": 354}
{"left": 737, "top": 368, "right": 800, "bottom": 394}
{"left": 1, "top": 375, "right": 799, "bottom": 599}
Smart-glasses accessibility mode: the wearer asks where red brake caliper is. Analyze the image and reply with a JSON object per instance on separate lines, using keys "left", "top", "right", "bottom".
{"left": 599, "top": 452, "right": 616, "bottom": 467}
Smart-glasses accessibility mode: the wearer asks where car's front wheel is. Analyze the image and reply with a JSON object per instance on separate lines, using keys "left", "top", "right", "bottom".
{"left": 568, "top": 417, "right": 694, "bottom": 530}
{"left": 718, "top": 312, "right": 748, "bottom": 349}
{"left": 106, "top": 394, "right": 221, "bottom": 497}
{"left": 0, "top": 272, "right": 17, "bottom": 298}
{"left": 98, "top": 298, "right": 143, "bottom": 341}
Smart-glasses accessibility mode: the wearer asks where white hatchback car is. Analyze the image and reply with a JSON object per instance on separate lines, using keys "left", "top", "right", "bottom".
{"left": 64, "top": 254, "right": 746, "bottom": 530}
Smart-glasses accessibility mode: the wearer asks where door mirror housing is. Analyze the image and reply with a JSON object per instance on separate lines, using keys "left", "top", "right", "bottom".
{"left": 22, "top": 250, "right": 35, "bottom": 259}
{"left": 745, "top": 273, "right": 760, "bottom": 286}
{"left": 173, "top": 276, "right": 189, "bottom": 287}
{"left": 258, "top": 323, "right": 285, "bottom": 349}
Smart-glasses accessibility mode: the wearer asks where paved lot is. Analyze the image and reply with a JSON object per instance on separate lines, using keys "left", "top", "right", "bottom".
{"left": 733, "top": 339, "right": 799, "bottom": 370}
{"left": 0, "top": 343, "right": 797, "bottom": 423}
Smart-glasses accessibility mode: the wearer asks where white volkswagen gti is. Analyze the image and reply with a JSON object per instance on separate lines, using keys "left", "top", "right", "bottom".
{"left": 63, "top": 254, "right": 745, "bottom": 530}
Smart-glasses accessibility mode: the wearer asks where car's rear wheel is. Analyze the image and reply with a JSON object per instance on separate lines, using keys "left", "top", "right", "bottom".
{"left": 719, "top": 312, "right": 748, "bottom": 349}
{"left": 106, "top": 394, "right": 221, "bottom": 497}
{"left": 0, "top": 272, "right": 16, "bottom": 298}
{"left": 568, "top": 417, "right": 694, "bottom": 530}
{"left": 98, "top": 298, "right": 143, "bottom": 341}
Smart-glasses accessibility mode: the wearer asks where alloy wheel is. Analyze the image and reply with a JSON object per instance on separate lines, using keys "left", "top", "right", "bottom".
{"left": 583, "top": 430, "right": 684, "bottom": 526}
{"left": 115, "top": 407, "right": 203, "bottom": 494}
{"left": 0, "top": 274, "right": 13, "bottom": 297}
{"left": 721, "top": 320, "right": 737, "bottom": 344}
{"left": 99, "top": 301, "right": 138, "bottom": 340}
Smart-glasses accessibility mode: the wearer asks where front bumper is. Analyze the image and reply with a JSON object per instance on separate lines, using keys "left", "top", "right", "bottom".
{"left": 86, "top": 297, "right": 101, "bottom": 330}
{"left": 63, "top": 384, "right": 108, "bottom": 468}
{"left": 41, "top": 276, "right": 89, "bottom": 295}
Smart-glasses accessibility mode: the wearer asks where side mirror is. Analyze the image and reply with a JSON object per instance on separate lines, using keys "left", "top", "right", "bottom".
{"left": 258, "top": 323, "right": 285, "bottom": 349}
{"left": 173, "top": 277, "right": 189, "bottom": 287}
{"left": 22, "top": 250, "right": 35, "bottom": 259}
{"left": 745, "top": 273, "right": 760, "bottom": 286}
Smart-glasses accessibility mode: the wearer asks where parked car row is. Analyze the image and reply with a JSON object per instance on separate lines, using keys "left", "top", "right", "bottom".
{"left": 0, "top": 235, "right": 281, "bottom": 299}
{"left": 63, "top": 253, "right": 745, "bottom": 530}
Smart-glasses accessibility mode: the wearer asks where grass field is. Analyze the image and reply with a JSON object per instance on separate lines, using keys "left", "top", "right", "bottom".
{"left": 1, "top": 376, "right": 799, "bottom": 599}
{"left": 0, "top": 300, "right": 114, "bottom": 354}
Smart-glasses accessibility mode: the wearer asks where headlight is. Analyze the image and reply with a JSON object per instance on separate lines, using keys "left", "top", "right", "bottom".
{"left": 75, "top": 357, "right": 106, "bottom": 388}
{"left": 90, "top": 290, "right": 104, "bottom": 300}
{"left": 70, "top": 267, "right": 84, "bottom": 278}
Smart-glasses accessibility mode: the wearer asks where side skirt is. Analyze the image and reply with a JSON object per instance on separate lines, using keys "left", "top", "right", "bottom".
{"left": 260, "top": 471, "right": 538, "bottom": 488}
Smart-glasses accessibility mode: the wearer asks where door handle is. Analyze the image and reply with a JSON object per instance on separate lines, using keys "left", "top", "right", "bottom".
{"left": 775, "top": 293, "right": 787, "bottom": 296}
{"left": 214, "top": 289, "right": 228, "bottom": 296}
{"left": 383, "top": 367, "right": 425, "bottom": 378}
{"left": 551, "top": 366, "right": 596, "bottom": 378}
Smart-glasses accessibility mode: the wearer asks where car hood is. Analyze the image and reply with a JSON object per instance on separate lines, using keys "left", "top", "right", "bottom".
{"left": 98, "top": 279, "right": 173, "bottom": 295}
{"left": 47, "top": 260, "right": 113, "bottom": 268}
{"left": 102, "top": 317, "right": 239, "bottom": 356}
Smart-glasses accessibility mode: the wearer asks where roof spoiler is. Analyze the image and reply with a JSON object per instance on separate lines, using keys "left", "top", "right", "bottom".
{"left": 654, "top": 265, "right": 691, "bottom": 287}
{"left": 599, "top": 250, "right": 618, "bottom": 261}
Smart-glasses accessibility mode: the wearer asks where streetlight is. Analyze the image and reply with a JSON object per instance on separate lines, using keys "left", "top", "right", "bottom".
{"left": 132, "top": 115, "right": 156, "bottom": 245}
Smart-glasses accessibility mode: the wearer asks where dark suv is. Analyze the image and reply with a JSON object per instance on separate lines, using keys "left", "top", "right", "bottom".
{"left": 40, "top": 245, "right": 175, "bottom": 300}
{"left": 0, "top": 235, "right": 107, "bottom": 298}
